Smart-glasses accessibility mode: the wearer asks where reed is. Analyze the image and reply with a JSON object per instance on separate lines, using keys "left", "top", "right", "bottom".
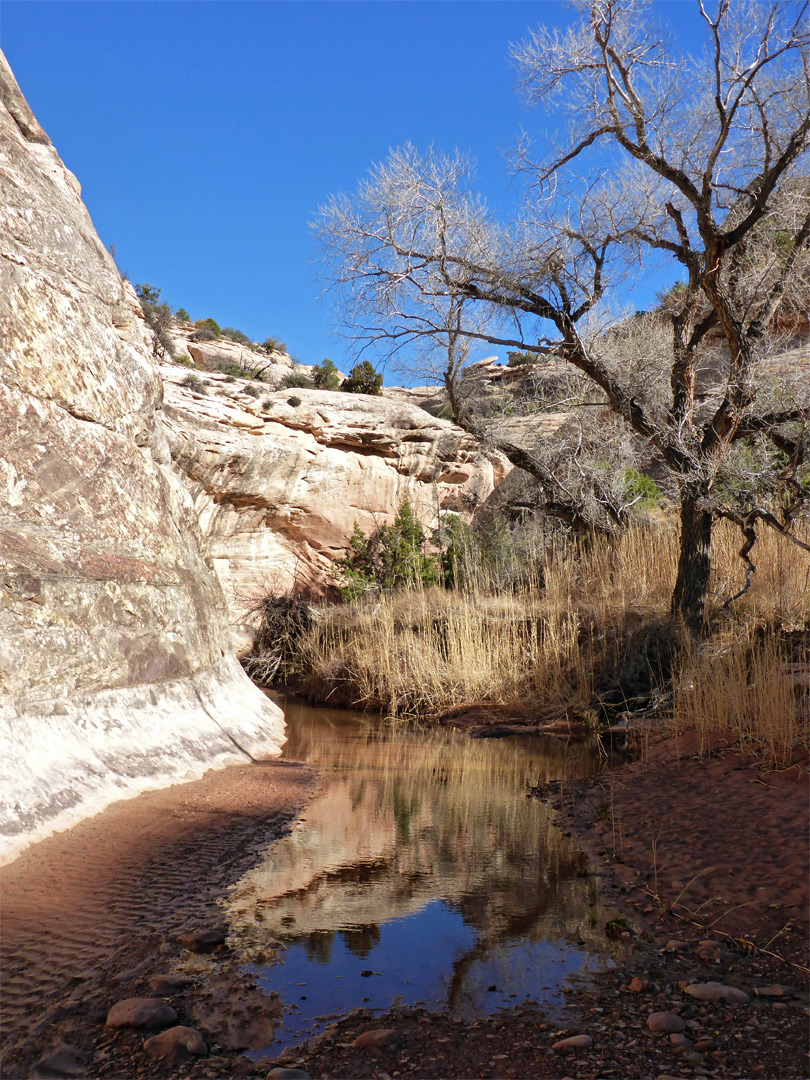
{"left": 674, "top": 628, "right": 808, "bottom": 766}
{"left": 263, "top": 519, "right": 808, "bottom": 761}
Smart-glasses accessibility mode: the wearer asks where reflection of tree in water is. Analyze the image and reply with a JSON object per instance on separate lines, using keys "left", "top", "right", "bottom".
{"left": 233, "top": 701, "right": 625, "bottom": 976}
{"left": 304, "top": 930, "right": 335, "bottom": 964}
{"left": 444, "top": 843, "right": 592, "bottom": 1011}
{"left": 340, "top": 923, "right": 381, "bottom": 958}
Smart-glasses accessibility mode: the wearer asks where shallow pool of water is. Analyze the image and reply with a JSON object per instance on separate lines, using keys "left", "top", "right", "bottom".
{"left": 225, "top": 694, "right": 626, "bottom": 1052}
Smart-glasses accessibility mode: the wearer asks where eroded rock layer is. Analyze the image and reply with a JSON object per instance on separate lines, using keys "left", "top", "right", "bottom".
{"left": 0, "top": 52, "right": 284, "bottom": 864}
{"left": 161, "top": 365, "right": 508, "bottom": 603}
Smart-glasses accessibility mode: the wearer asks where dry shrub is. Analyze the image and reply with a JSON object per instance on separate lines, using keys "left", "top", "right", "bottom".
{"left": 293, "top": 522, "right": 682, "bottom": 721}
{"left": 674, "top": 627, "right": 809, "bottom": 766}
{"left": 241, "top": 594, "right": 316, "bottom": 684}
{"left": 248, "top": 518, "right": 808, "bottom": 759}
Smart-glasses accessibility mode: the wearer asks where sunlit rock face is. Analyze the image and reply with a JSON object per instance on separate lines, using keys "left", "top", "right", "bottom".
{"left": 161, "top": 366, "right": 509, "bottom": 604}
{"left": 0, "top": 52, "right": 284, "bottom": 865}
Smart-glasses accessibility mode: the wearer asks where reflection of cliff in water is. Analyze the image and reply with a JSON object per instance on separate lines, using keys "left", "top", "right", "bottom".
{"left": 227, "top": 696, "right": 624, "bottom": 974}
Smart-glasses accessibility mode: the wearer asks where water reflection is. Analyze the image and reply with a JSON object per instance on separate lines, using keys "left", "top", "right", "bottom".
{"left": 226, "top": 695, "right": 626, "bottom": 1050}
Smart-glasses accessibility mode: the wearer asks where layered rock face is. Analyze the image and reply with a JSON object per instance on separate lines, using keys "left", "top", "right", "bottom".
{"left": 161, "top": 363, "right": 509, "bottom": 603}
{"left": 0, "top": 53, "right": 284, "bottom": 864}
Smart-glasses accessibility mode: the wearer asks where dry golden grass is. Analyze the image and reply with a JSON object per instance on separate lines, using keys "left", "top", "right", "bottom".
{"left": 674, "top": 629, "right": 808, "bottom": 765}
{"left": 280, "top": 519, "right": 809, "bottom": 761}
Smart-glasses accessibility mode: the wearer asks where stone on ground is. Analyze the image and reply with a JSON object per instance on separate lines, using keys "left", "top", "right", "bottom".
{"left": 143, "top": 1025, "right": 208, "bottom": 1065}
{"left": 647, "top": 1011, "right": 686, "bottom": 1034}
{"left": 105, "top": 997, "right": 178, "bottom": 1029}
{"left": 177, "top": 928, "right": 226, "bottom": 952}
{"left": 31, "top": 1045, "right": 85, "bottom": 1078}
{"left": 147, "top": 974, "right": 195, "bottom": 994}
{"left": 685, "top": 981, "right": 750, "bottom": 1004}
{"left": 352, "top": 1028, "right": 400, "bottom": 1050}
{"left": 552, "top": 1033, "right": 593, "bottom": 1051}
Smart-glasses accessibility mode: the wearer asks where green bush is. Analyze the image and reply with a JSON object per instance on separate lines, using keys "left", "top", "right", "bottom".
{"left": 285, "top": 371, "right": 316, "bottom": 389}
{"left": 135, "top": 282, "right": 161, "bottom": 305}
{"left": 181, "top": 373, "right": 206, "bottom": 393}
{"left": 336, "top": 499, "right": 437, "bottom": 599}
{"left": 135, "top": 282, "right": 174, "bottom": 358}
{"left": 287, "top": 395, "right": 302, "bottom": 407}
{"left": 174, "top": 354, "right": 194, "bottom": 366}
{"left": 194, "top": 317, "right": 221, "bottom": 337}
{"left": 342, "top": 360, "right": 383, "bottom": 395}
{"left": 312, "top": 358, "right": 341, "bottom": 391}
{"left": 262, "top": 336, "right": 287, "bottom": 354}
{"left": 215, "top": 360, "right": 267, "bottom": 381}
{"left": 262, "top": 397, "right": 275, "bottom": 410}
{"left": 622, "top": 468, "right": 661, "bottom": 509}
{"left": 176, "top": 307, "right": 191, "bottom": 323}
{"left": 221, "top": 326, "right": 252, "bottom": 345}
{"left": 507, "top": 350, "right": 539, "bottom": 367}
{"left": 243, "top": 383, "right": 262, "bottom": 397}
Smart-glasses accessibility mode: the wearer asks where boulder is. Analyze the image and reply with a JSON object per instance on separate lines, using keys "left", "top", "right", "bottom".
{"left": 0, "top": 52, "right": 285, "bottom": 865}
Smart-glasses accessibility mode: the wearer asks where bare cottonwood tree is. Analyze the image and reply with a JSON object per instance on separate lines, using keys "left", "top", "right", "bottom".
{"left": 317, "top": 0, "right": 810, "bottom": 629}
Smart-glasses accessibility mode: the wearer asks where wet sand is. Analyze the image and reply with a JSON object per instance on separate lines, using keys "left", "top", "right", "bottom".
{"left": 1, "top": 728, "right": 807, "bottom": 1080}
{"left": 283, "top": 730, "right": 810, "bottom": 1080}
{"left": 551, "top": 729, "right": 810, "bottom": 949}
{"left": 0, "top": 756, "right": 317, "bottom": 1079}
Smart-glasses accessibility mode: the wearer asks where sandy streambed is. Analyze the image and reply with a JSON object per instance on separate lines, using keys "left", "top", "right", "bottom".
{"left": 0, "top": 756, "right": 317, "bottom": 1079}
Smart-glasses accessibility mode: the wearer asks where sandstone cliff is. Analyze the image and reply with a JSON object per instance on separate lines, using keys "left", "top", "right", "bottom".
{"left": 160, "top": 360, "right": 509, "bottom": 605}
{"left": 0, "top": 53, "right": 284, "bottom": 865}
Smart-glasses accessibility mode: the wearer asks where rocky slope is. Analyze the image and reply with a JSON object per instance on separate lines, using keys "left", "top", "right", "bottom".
{"left": 160, "top": 355, "right": 509, "bottom": 604}
{"left": 0, "top": 52, "right": 284, "bottom": 865}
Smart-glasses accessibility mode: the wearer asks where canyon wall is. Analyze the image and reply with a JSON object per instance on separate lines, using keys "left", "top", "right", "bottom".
{"left": 0, "top": 53, "right": 284, "bottom": 865}
{"left": 161, "top": 360, "right": 509, "bottom": 605}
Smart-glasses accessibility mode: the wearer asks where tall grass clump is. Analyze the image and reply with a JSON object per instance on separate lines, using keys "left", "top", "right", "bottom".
{"left": 674, "top": 628, "right": 809, "bottom": 766}
{"left": 283, "top": 520, "right": 684, "bottom": 722}
{"left": 244, "top": 514, "right": 808, "bottom": 762}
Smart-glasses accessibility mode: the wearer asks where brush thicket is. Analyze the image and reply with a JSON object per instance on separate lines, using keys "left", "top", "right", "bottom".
{"left": 253, "top": 519, "right": 808, "bottom": 762}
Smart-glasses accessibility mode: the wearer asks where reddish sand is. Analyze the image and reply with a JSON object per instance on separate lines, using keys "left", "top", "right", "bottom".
{"left": 1, "top": 728, "right": 807, "bottom": 1080}
{"left": 552, "top": 730, "right": 810, "bottom": 951}
{"left": 0, "top": 757, "right": 317, "bottom": 1078}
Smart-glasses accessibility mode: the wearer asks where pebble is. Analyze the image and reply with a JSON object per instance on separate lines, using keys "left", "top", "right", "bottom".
{"left": 267, "top": 1071, "right": 312, "bottom": 1080}
{"left": 629, "top": 976, "right": 648, "bottom": 993}
{"left": 352, "top": 1028, "right": 400, "bottom": 1050}
{"left": 694, "top": 1037, "right": 717, "bottom": 1052}
{"left": 176, "top": 928, "right": 226, "bottom": 953}
{"left": 106, "top": 997, "right": 178, "bottom": 1029}
{"left": 147, "top": 974, "right": 195, "bottom": 995}
{"left": 647, "top": 1011, "right": 686, "bottom": 1034}
{"left": 552, "top": 1034, "right": 593, "bottom": 1052}
{"left": 143, "top": 1025, "right": 207, "bottom": 1066}
{"left": 685, "top": 981, "right": 750, "bottom": 1004}
{"left": 664, "top": 939, "right": 689, "bottom": 951}
{"left": 31, "top": 1045, "right": 85, "bottom": 1078}
{"left": 755, "top": 983, "right": 790, "bottom": 998}
{"left": 669, "top": 1032, "right": 692, "bottom": 1050}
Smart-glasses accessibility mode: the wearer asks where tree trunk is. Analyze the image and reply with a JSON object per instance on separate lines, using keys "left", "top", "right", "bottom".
{"left": 671, "top": 495, "right": 713, "bottom": 633}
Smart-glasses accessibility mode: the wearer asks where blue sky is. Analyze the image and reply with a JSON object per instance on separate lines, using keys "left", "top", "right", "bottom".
{"left": 2, "top": 1, "right": 697, "bottom": 378}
